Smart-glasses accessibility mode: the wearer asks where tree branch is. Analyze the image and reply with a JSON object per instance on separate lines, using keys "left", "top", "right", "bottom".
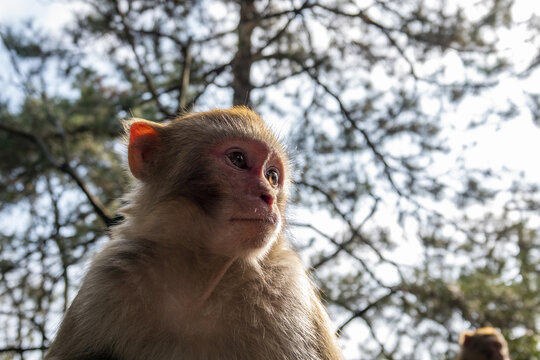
{"left": 253, "top": 10, "right": 298, "bottom": 58}
{"left": 298, "top": 181, "right": 404, "bottom": 279}
{"left": 177, "top": 37, "right": 192, "bottom": 113}
{"left": 301, "top": 67, "right": 404, "bottom": 197}
{"left": 259, "top": 0, "right": 315, "bottom": 21}
{"left": 336, "top": 289, "right": 396, "bottom": 333}
{"left": 113, "top": 0, "right": 173, "bottom": 118}
{"left": 0, "top": 346, "right": 48, "bottom": 354}
{"left": 312, "top": 3, "right": 445, "bottom": 79}
{"left": 0, "top": 123, "right": 114, "bottom": 227}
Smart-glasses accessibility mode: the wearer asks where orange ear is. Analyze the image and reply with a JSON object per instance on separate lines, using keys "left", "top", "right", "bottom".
{"left": 462, "top": 334, "right": 473, "bottom": 347}
{"left": 459, "top": 330, "right": 474, "bottom": 346}
{"left": 128, "top": 121, "right": 161, "bottom": 180}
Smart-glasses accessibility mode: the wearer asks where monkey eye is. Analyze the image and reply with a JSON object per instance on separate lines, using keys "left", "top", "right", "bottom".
{"left": 227, "top": 151, "right": 247, "bottom": 169}
{"left": 266, "top": 169, "right": 279, "bottom": 187}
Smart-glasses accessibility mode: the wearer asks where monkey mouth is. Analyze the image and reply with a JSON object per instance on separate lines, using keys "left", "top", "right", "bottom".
{"left": 230, "top": 216, "right": 278, "bottom": 224}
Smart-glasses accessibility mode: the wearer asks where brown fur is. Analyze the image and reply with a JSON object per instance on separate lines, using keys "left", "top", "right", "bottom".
{"left": 458, "top": 327, "right": 511, "bottom": 360}
{"left": 45, "top": 107, "right": 342, "bottom": 360}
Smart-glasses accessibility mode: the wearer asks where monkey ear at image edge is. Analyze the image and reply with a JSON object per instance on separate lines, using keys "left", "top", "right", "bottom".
{"left": 128, "top": 121, "right": 161, "bottom": 180}
{"left": 458, "top": 330, "right": 473, "bottom": 347}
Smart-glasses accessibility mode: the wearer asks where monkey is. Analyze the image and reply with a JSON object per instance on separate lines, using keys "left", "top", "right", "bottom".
{"left": 45, "top": 107, "right": 343, "bottom": 360}
{"left": 457, "top": 327, "right": 511, "bottom": 360}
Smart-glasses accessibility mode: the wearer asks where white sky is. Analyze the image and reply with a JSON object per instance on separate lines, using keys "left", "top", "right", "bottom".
{"left": 0, "top": 0, "right": 78, "bottom": 31}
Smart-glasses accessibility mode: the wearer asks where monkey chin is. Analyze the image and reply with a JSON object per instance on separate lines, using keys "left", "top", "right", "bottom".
{"left": 226, "top": 216, "right": 282, "bottom": 260}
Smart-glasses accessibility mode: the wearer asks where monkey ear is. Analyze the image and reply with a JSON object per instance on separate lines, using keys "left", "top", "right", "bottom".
{"left": 128, "top": 120, "right": 162, "bottom": 180}
{"left": 461, "top": 335, "right": 472, "bottom": 347}
{"left": 459, "top": 331, "right": 474, "bottom": 347}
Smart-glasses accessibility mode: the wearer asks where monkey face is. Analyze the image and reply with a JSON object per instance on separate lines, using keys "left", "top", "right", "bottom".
{"left": 203, "top": 138, "right": 285, "bottom": 258}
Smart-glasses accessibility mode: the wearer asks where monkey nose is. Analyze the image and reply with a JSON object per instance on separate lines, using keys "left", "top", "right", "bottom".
{"left": 260, "top": 193, "right": 274, "bottom": 207}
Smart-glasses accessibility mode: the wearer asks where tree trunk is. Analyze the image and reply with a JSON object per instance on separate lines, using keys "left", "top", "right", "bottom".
{"left": 232, "top": 0, "right": 255, "bottom": 106}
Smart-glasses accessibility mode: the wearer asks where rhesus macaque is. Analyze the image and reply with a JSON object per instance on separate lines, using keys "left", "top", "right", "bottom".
{"left": 458, "top": 327, "right": 511, "bottom": 360}
{"left": 46, "top": 107, "right": 342, "bottom": 360}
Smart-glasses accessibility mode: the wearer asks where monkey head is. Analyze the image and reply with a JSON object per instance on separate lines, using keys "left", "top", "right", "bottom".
{"left": 458, "top": 327, "right": 511, "bottom": 360}
{"left": 124, "top": 106, "right": 290, "bottom": 260}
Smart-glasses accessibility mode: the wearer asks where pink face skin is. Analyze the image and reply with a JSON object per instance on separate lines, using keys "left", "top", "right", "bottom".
{"left": 208, "top": 138, "right": 285, "bottom": 258}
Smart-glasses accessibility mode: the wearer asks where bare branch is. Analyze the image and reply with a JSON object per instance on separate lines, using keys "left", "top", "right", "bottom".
{"left": 177, "top": 37, "right": 193, "bottom": 112}
{"left": 253, "top": 12, "right": 297, "bottom": 58}
{"left": 0, "top": 346, "right": 48, "bottom": 354}
{"left": 0, "top": 31, "right": 37, "bottom": 96}
{"left": 193, "top": 28, "right": 237, "bottom": 44}
{"left": 300, "top": 68, "right": 404, "bottom": 197}
{"left": 112, "top": 0, "right": 173, "bottom": 118}
{"left": 259, "top": 0, "right": 315, "bottom": 21}
{"left": 336, "top": 289, "right": 396, "bottom": 333}
{"left": 316, "top": 4, "right": 419, "bottom": 78}
{"left": 298, "top": 181, "right": 405, "bottom": 279}
{"left": 0, "top": 123, "right": 114, "bottom": 227}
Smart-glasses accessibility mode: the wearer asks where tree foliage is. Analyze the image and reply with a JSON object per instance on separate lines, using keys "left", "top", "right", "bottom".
{"left": 1, "top": 0, "right": 539, "bottom": 359}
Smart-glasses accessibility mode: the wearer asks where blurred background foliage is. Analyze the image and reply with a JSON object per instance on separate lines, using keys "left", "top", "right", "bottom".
{"left": 0, "top": 0, "right": 539, "bottom": 359}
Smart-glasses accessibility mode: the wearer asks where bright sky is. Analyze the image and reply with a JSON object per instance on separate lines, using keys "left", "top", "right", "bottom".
{"left": 0, "top": 0, "right": 79, "bottom": 31}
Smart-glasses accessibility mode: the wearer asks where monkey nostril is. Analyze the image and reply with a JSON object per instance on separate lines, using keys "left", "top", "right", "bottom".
{"left": 260, "top": 194, "right": 274, "bottom": 207}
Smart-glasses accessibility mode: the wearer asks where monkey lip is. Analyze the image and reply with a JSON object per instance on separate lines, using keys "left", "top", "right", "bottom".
{"left": 229, "top": 216, "right": 278, "bottom": 224}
